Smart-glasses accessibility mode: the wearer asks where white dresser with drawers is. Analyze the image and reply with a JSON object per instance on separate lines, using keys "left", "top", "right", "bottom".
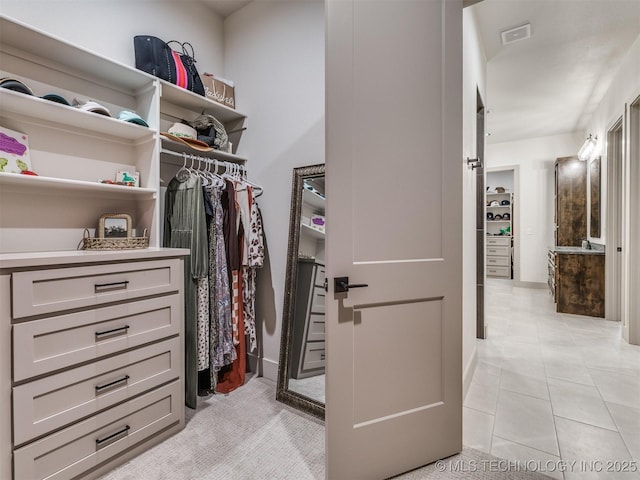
{"left": 290, "top": 259, "right": 326, "bottom": 379}
{"left": 486, "top": 236, "right": 512, "bottom": 278}
{"left": 1, "top": 249, "right": 187, "bottom": 480}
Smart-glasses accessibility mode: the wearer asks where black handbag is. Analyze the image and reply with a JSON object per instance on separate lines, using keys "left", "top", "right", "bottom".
{"left": 134, "top": 36, "right": 205, "bottom": 96}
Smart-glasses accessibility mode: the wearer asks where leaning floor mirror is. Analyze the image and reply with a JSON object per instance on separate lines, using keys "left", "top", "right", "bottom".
{"left": 276, "top": 164, "right": 326, "bottom": 419}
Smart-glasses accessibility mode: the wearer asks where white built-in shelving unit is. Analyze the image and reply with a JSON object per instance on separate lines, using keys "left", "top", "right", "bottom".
{"left": 0, "top": 14, "right": 248, "bottom": 254}
{"left": 0, "top": 14, "right": 250, "bottom": 480}
{"left": 486, "top": 192, "right": 513, "bottom": 278}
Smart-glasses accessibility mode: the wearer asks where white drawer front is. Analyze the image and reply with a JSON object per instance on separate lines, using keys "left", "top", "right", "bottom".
{"left": 13, "top": 381, "right": 181, "bottom": 480}
{"left": 486, "top": 246, "right": 510, "bottom": 257}
{"left": 12, "top": 258, "right": 182, "bottom": 319}
{"left": 306, "top": 314, "right": 325, "bottom": 342}
{"left": 314, "top": 265, "right": 325, "bottom": 288}
{"left": 487, "top": 266, "right": 511, "bottom": 277}
{"left": 13, "top": 337, "right": 181, "bottom": 446}
{"left": 13, "top": 294, "right": 181, "bottom": 381}
{"left": 486, "top": 237, "right": 510, "bottom": 246}
{"left": 302, "top": 341, "right": 325, "bottom": 371}
{"left": 310, "top": 287, "right": 326, "bottom": 314}
{"left": 486, "top": 256, "right": 510, "bottom": 267}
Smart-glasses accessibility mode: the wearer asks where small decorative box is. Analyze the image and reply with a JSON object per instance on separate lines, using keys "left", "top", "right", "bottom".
{"left": 310, "top": 214, "right": 325, "bottom": 233}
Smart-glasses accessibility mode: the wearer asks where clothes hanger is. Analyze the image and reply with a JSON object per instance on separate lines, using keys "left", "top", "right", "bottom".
{"left": 210, "top": 159, "right": 226, "bottom": 188}
{"left": 239, "top": 164, "right": 263, "bottom": 197}
{"left": 195, "top": 155, "right": 209, "bottom": 186}
{"left": 222, "top": 162, "right": 235, "bottom": 180}
{"left": 204, "top": 158, "right": 219, "bottom": 187}
{"left": 202, "top": 158, "right": 212, "bottom": 186}
{"left": 176, "top": 152, "right": 191, "bottom": 181}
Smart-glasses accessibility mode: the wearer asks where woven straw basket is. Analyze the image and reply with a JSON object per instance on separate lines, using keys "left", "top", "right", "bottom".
{"left": 80, "top": 229, "right": 149, "bottom": 250}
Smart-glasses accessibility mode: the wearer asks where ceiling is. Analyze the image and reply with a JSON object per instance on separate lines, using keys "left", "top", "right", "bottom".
{"left": 200, "top": 0, "right": 639, "bottom": 145}
{"left": 199, "top": 0, "right": 251, "bottom": 18}
{"left": 471, "top": 0, "right": 640, "bottom": 144}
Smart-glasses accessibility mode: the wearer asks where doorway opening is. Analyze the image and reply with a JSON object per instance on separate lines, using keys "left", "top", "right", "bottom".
{"left": 476, "top": 89, "right": 486, "bottom": 339}
{"left": 605, "top": 117, "right": 623, "bottom": 325}
{"left": 486, "top": 168, "right": 516, "bottom": 282}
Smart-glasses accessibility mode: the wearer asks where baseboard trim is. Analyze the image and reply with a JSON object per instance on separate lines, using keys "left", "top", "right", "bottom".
{"left": 261, "top": 358, "right": 279, "bottom": 381}
{"left": 463, "top": 346, "right": 478, "bottom": 401}
{"left": 514, "top": 281, "right": 547, "bottom": 289}
{"left": 247, "top": 354, "right": 279, "bottom": 382}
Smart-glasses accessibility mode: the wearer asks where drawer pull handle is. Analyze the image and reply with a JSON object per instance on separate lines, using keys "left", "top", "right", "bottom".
{"left": 95, "top": 325, "right": 130, "bottom": 338}
{"left": 320, "top": 354, "right": 325, "bottom": 360}
{"left": 96, "top": 425, "right": 130, "bottom": 447}
{"left": 94, "top": 280, "right": 129, "bottom": 293}
{"left": 95, "top": 375, "right": 130, "bottom": 393}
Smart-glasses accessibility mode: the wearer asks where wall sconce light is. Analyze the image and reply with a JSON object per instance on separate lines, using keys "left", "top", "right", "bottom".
{"left": 577, "top": 134, "right": 598, "bottom": 162}
{"left": 466, "top": 157, "right": 482, "bottom": 169}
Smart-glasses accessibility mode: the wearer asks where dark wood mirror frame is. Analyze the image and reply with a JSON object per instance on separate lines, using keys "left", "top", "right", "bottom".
{"left": 276, "top": 164, "right": 325, "bottom": 420}
{"left": 590, "top": 156, "right": 601, "bottom": 238}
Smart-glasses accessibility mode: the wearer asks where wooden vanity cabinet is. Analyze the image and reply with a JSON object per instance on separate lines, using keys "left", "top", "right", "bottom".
{"left": 555, "top": 157, "right": 587, "bottom": 246}
{"left": 549, "top": 251, "right": 605, "bottom": 317}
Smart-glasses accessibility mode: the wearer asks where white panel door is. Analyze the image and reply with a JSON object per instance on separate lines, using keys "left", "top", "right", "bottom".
{"left": 325, "top": 0, "right": 463, "bottom": 478}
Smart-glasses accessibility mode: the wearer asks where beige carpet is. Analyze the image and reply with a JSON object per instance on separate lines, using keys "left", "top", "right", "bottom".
{"left": 100, "top": 375, "right": 550, "bottom": 480}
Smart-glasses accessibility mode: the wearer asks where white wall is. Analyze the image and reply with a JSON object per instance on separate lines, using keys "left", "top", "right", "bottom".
{"left": 487, "top": 170, "right": 514, "bottom": 193}
{"left": 462, "top": 8, "right": 486, "bottom": 393}
{"left": 224, "top": 0, "right": 325, "bottom": 380}
{"left": 0, "top": 0, "right": 225, "bottom": 75}
{"left": 487, "top": 133, "right": 580, "bottom": 284}
{"left": 583, "top": 33, "right": 640, "bottom": 245}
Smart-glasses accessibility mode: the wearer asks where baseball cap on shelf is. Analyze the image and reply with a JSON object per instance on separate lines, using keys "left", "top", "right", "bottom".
{"left": 0, "top": 77, "right": 34, "bottom": 96}
{"left": 500, "top": 199, "right": 510, "bottom": 206}
{"left": 160, "top": 122, "right": 213, "bottom": 152}
{"left": 41, "top": 93, "right": 71, "bottom": 106}
{"left": 118, "top": 110, "right": 149, "bottom": 127}
{"left": 490, "top": 200, "right": 500, "bottom": 207}
{"left": 73, "top": 98, "right": 112, "bottom": 116}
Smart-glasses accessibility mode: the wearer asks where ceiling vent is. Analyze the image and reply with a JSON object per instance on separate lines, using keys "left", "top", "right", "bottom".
{"left": 500, "top": 23, "right": 531, "bottom": 45}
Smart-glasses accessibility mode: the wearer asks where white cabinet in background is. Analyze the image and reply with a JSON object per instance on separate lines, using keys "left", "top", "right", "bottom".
{"left": 290, "top": 260, "right": 326, "bottom": 379}
{"left": 486, "top": 192, "right": 513, "bottom": 278}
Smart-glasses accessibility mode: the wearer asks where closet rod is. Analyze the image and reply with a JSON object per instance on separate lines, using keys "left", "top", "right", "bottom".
{"left": 160, "top": 148, "right": 264, "bottom": 196}
{"left": 160, "top": 148, "right": 243, "bottom": 165}
{"left": 160, "top": 148, "right": 247, "bottom": 175}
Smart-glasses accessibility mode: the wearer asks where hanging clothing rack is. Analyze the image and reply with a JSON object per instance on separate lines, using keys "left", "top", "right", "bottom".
{"left": 160, "top": 148, "right": 262, "bottom": 196}
{"left": 160, "top": 148, "right": 246, "bottom": 177}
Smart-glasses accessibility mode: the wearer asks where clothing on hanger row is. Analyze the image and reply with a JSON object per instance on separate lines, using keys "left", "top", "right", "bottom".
{"left": 163, "top": 151, "right": 265, "bottom": 407}
{"left": 160, "top": 149, "right": 263, "bottom": 196}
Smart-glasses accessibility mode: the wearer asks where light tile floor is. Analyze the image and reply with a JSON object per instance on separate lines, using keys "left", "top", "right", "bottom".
{"left": 464, "top": 279, "right": 640, "bottom": 480}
